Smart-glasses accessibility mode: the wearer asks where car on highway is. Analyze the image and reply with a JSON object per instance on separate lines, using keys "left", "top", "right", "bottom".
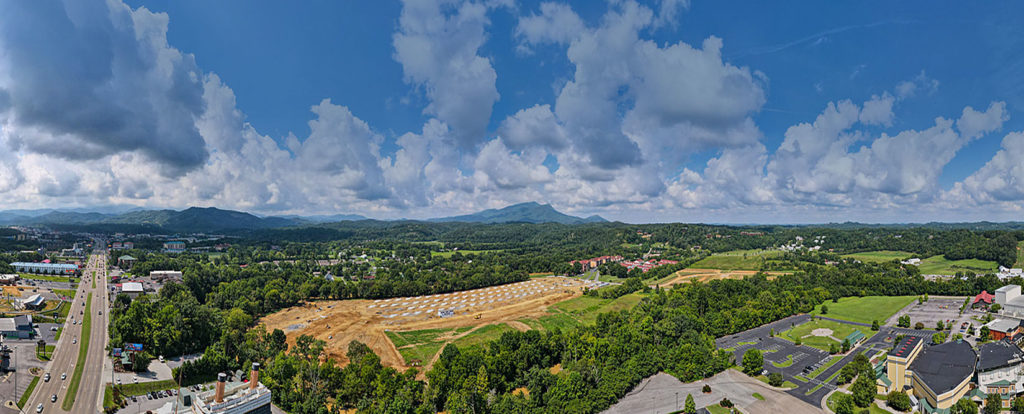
{"left": 61, "top": 372, "right": 66, "bottom": 380}
{"left": 73, "top": 338, "right": 77, "bottom": 344}
{"left": 43, "top": 373, "right": 50, "bottom": 382}
{"left": 51, "top": 394, "right": 57, "bottom": 402}
{"left": 36, "top": 403, "right": 42, "bottom": 413}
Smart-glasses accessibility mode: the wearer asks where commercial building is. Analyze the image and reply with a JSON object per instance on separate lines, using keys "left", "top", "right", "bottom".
{"left": 975, "top": 341, "right": 1024, "bottom": 409}
{"left": 117, "top": 255, "right": 137, "bottom": 269}
{"left": 0, "top": 315, "right": 34, "bottom": 339}
{"left": 996, "top": 285, "right": 1024, "bottom": 317}
{"left": 155, "top": 364, "right": 272, "bottom": 414}
{"left": 973, "top": 290, "right": 995, "bottom": 309}
{"left": 121, "top": 282, "right": 145, "bottom": 299}
{"left": 908, "top": 341, "right": 977, "bottom": 413}
{"left": 0, "top": 274, "right": 18, "bottom": 285}
{"left": 164, "top": 241, "right": 186, "bottom": 253}
{"left": 985, "top": 319, "right": 1021, "bottom": 341}
{"left": 20, "top": 294, "right": 45, "bottom": 311}
{"left": 10, "top": 262, "right": 79, "bottom": 275}
{"left": 150, "top": 270, "right": 183, "bottom": 281}
{"left": 877, "top": 337, "right": 978, "bottom": 413}
{"left": 570, "top": 255, "right": 624, "bottom": 271}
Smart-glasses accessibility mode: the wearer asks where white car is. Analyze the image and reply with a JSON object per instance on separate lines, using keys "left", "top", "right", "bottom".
{"left": 72, "top": 338, "right": 77, "bottom": 344}
{"left": 36, "top": 403, "right": 43, "bottom": 413}
{"left": 51, "top": 394, "right": 57, "bottom": 402}
{"left": 61, "top": 372, "right": 66, "bottom": 380}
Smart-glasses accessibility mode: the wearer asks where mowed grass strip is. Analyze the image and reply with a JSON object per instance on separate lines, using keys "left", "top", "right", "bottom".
{"left": 779, "top": 318, "right": 859, "bottom": 351}
{"left": 840, "top": 250, "right": 914, "bottom": 263}
{"left": 917, "top": 255, "right": 997, "bottom": 275}
{"left": 62, "top": 292, "right": 91, "bottom": 410}
{"left": 690, "top": 249, "right": 786, "bottom": 271}
{"left": 19, "top": 376, "right": 40, "bottom": 408}
{"left": 811, "top": 296, "right": 916, "bottom": 324}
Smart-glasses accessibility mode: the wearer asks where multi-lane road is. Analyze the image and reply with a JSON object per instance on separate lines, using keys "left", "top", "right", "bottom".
{"left": 24, "top": 250, "right": 109, "bottom": 413}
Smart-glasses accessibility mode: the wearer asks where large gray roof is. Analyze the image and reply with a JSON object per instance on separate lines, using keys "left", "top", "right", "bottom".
{"left": 977, "top": 341, "right": 1024, "bottom": 372}
{"left": 909, "top": 340, "right": 977, "bottom": 395}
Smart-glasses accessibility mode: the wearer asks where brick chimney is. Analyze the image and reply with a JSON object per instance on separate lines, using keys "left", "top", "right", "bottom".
{"left": 249, "top": 362, "right": 260, "bottom": 390}
{"left": 215, "top": 373, "right": 227, "bottom": 403}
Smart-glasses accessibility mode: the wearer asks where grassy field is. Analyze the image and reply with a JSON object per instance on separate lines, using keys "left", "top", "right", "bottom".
{"left": 53, "top": 289, "right": 75, "bottom": 298}
{"left": 19, "top": 273, "right": 80, "bottom": 283}
{"left": 386, "top": 327, "right": 472, "bottom": 365}
{"left": 917, "top": 255, "right": 998, "bottom": 275}
{"left": 36, "top": 345, "right": 55, "bottom": 361}
{"left": 387, "top": 293, "right": 648, "bottom": 366}
{"left": 19, "top": 376, "right": 39, "bottom": 408}
{"left": 779, "top": 318, "right": 861, "bottom": 351}
{"left": 1016, "top": 241, "right": 1024, "bottom": 268}
{"left": 811, "top": 296, "right": 916, "bottom": 324}
{"left": 771, "top": 354, "right": 794, "bottom": 368}
{"left": 62, "top": 293, "right": 91, "bottom": 410}
{"left": 690, "top": 249, "right": 787, "bottom": 271}
{"left": 841, "top": 250, "right": 914, "bottom": 263}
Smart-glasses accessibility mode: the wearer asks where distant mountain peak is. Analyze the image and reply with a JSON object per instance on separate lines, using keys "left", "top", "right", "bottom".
{"left": 431, "top": 202, "right": 606, "bottom": 224}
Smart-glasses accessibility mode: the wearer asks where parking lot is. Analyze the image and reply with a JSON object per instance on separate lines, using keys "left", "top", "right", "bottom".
{"left": 884, "top": 296, "right": 966, "bottom": 329}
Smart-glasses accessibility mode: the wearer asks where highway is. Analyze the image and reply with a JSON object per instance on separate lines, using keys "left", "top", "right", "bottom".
{"left": 24, "top": 250, "right": 109, "bottom": 414}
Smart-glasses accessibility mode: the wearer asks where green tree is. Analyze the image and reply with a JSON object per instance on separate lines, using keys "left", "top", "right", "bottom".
{"left": 834, "top": 393, "right": 856, "bottom": 414}
{"left": 768, "top": 372, "right": 783, "bottom": 387}
{"left": 985, "top": 393, "right": 1001, "bottom": 414}
{"left": 980, "top": 326, "right": 991, "bottom": 341}
{"left": 821, "top": 304, "right": 829, "bottom": 314}
{"left": 886, "top": 391, "right": 911, "bottom": 412}
{"left": 952, "top": 397, "right": 978, "bottom": 414}
{"left": 936, "top": 321, "right": 945, "bottom": 331}
{"left": 851, "top": 372, "right": 875, "bottom": 407}
{"left": 932, "top": 332, "right": 948, "bottom": 344}
{"left": 915, "top": 321, "right": 925, "bottom": 330}
{"left": 742, "top": 349, "right": 764, "bottom": 376}
{"left": 1012, "top": 396, "right": 1024, "bottom": 413}
{"left": 871, "top": 320, "right": 879, "bottom": 331}
{"left": 684, "top": 394, "right": 696, "bottom": 414}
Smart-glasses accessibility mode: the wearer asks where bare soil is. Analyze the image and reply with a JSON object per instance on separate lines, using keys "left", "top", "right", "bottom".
{"left": 653, "top": 268, "right": 787, "bottom": 287}
{"left": 260, "top": 276, "right": 596, "bottom": 371}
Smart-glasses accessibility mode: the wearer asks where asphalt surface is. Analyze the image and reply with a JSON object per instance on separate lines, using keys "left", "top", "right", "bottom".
{"left": 717, "top": 314, "right": 933, "bottom": 407}
{"left": 25, "top": 251, "right": 109, "bottom": 414}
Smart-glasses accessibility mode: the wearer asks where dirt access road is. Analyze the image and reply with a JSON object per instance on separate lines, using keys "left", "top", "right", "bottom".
{"left": 260, "top": 277, "right": 598, "bottom": 370}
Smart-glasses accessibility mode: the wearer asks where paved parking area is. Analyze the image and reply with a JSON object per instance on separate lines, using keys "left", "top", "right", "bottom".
{"left": 603, "top": 369, "right": 824, "bottom": 414}
{"left": 884, "top": 296, "right": 966, "bottom": 329}
{"left": 0, "top": 344, "right": 47, "bottom": 408}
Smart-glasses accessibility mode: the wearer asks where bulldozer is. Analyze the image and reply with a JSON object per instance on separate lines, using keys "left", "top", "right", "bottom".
{"left": 475, "top": 314, "right": 482, "bottom": 320}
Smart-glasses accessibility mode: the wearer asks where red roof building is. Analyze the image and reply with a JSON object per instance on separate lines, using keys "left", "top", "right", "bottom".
{"left": 973, "top": 290, "right": 995, "bottom": 308}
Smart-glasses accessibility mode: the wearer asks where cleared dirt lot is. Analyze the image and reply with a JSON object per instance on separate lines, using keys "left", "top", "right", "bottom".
{"left": 260, "top": 277, "right": 598, "bottom": 370}
{"left": 883, "top": 296, "right": 966, "bottom": 328}
{"left": 654, "top": 268, "right": 787, "bottom": 287}
{"left": 602, "top": 369, "right": 824, "bottom": 414}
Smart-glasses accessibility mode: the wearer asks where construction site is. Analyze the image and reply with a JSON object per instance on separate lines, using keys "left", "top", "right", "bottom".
{"left": 260, "top": 276, "right": 602, "bottom": 371}
{"left": 653, "top": 268, "right": 789, "bottom": 287}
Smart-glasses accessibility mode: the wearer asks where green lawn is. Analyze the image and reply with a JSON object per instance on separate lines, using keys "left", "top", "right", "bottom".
{"left": 54, "top": 326, "right": 63, "bottom": 341}
{"left": 779, "top": 318, "right": 861, "bottom": 351}
{"left": 62, "top": 292, "right": 91, "bottom": 410}
{"left": 752, "top": 392, "right": 764, "bottom": 401}
{"left": 807, "top": 369, "right": 842, "bottom": 394}
{"left": 53, "top": 289, "right": 76, "bottom": 298}
{"left": 450, "top": 323, "right": 517, "bottom": 349}
{"left": 690, "top": 249, "right": 786, "bottom": 271}
{"left": 36, "top": 345, "right": 55, "bottom": 361}
{"left": 18, "top": 376, "right": 39, "bottom": 408}
{"left": 1016, "top": 241, "right": 1024, "bottom": 268}
{"left": 19, "top": 273, "right": 80, "bottom": 283}
{"left": 706, "top": 405, "right": 743, "bottom": 414}
{"left": 811, "top": 296, "right": 917, "bottom": 324}
{"left": 841, "top": 250, "right": 915, "bottom": 263}
{"left": 385, "top": 327, "right": 472, "bottom": 365}
{"left": 917, "top": 255, "right": 998, "bottom": 275}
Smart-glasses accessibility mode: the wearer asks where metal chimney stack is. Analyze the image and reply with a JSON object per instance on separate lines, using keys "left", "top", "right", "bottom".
{"left": 215, "top": 372, "right": 227, "bottom": 403}
{"left": 249, "top": 362, "right": 260, "bottom": 391}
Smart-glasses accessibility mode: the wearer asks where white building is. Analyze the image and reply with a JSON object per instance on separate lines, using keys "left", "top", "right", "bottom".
{"left": 976, "top": 341, "right": 1024, "bottom": 401}
{"left": 150, "top": 270, "right": 183, "bottom": 281}
{"left": 121, "top": 282, "right": 145, "bottom": 299}
{"left": 996, "top": 285, "right": 1024, "bottom": 317}
{"left": 902, "top": 258, "right": 922, "bottom": 266}
{"left": 998, "top": 267, "right": 1024, "bottom": 280}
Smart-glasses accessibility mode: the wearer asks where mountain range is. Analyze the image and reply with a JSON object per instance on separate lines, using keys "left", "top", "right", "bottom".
{"left": 0, "top": 202, "right": 606, "bottom": 232}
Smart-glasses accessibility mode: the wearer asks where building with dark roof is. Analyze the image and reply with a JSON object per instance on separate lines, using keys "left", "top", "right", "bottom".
{"left": 879, "top": 336, "right": 924, "bottom": 395}
{"left": 976, "top": 341, "right": 1024, "bottom": 410}
{"left": 908, "top": 340, "right": 977, "bottom": 413}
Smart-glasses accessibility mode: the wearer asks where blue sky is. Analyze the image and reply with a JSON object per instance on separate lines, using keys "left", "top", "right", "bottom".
{"left": 0, "top": 0, "right": 1022, "bottom": 223}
